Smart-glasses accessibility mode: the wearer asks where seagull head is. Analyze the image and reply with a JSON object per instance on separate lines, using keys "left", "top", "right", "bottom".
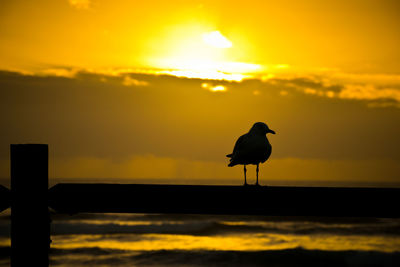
{"left": 250, "top": 122, "right": 276, "bottom": 135}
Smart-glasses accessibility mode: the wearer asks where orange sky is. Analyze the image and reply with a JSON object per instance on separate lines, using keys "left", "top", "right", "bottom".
{"left": 0, "top": 0, "right": 399, "bottom": 185}
{"left": 1, "top": 0, "right": 399, "bottom": 73}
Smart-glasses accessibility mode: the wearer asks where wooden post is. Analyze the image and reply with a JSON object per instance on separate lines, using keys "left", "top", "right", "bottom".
{"left": 11, "top": 144, "right": 49, "bottom": 267}
{"left": 0, "top": 185, "right": 10, "bottom": 212}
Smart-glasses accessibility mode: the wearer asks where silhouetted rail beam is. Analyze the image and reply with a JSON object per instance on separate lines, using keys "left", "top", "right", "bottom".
{"left": 49, "top": 184, "right": 400, "bottom": 218}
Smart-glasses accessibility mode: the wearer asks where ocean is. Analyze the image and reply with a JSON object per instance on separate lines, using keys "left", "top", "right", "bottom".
{"left": 0, "top": 211, "right": 400, "bottom": 266}
{"left": 0, "top": 179, "right": 399, "bottom": 266}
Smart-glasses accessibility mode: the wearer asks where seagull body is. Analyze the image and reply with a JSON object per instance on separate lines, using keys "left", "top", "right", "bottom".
{"left": 226, "top": 122, "right": 275, "bottom": 185}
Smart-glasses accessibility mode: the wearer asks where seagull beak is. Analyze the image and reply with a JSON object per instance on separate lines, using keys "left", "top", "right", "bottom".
{"left": 268, "top": 129, "right": 276, "bottom": 134}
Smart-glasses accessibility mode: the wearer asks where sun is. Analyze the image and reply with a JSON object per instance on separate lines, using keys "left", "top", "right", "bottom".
{"left": 202, "top": 31, "right": 233, "bottom": 48}
{"left": 148, "top": 25, "right": 261, "bottom": 80}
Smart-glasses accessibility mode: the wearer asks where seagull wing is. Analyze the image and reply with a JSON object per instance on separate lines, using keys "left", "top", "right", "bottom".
{"left": 261, "top": 143, "right": 272, "bottom": 163}
{"left": 226, "top": 134, "right": 246, "bottom": 158}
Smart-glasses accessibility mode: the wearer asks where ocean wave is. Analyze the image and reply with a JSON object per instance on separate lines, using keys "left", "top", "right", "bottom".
{"left": 1, "top": 246, "right": 400, "bottom": 266}
{"left": 50, "top": 246, "right": 126, "bottom": 256}
{"left": 48, "top": 247, "right": 400, "bottom": 267}
{"left": 49, "top": 212, "right": 389, "bottom": 224}
{"left": 49, "top": 220, "right": 400, "bottom": 237}
{"left": 0, "top": 214, "right": 398, "bottom": 238}
{"left": 132, "top": 249, "right": 400, "bottom": 267}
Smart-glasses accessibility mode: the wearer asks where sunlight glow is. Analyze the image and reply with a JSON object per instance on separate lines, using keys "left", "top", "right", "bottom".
{"left": 50, "top": 233, "right": 400, "bottom": 253}
{"left": 201, "top": 83, "right": 227, "bottom": 92}
{"left": 149, "top": 26, "right": 261, "bottom": 80}
{"left": 202, "top": 31, "right": 233, "bottom": 48}
{"left": 275, "top": 64, "right": 289, "bottom": 69}
{"left": 160, "top": 70, "right": 245, "bottom": 81}
{"left": 69, "top": 0, "right": 91, "bottom": 9}
{"left": 155, "top": 59, "right": 261, "bottom": 76}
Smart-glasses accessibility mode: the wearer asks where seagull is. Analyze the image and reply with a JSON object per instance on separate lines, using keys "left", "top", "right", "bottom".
{"left": 226, "top": 122, "right": 275, "bottom": 186}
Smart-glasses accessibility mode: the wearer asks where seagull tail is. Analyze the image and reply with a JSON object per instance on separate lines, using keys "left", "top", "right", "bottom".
{"left": 227, "top": 156, "right": 237, "bottom": 167}
{"left": 226, "top": 153, "right": 237, "bottom": 166}
{"left": 228, "top": 161, "right": 237, "bottom": 167}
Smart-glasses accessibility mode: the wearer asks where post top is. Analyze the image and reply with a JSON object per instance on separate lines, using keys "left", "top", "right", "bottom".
{"left": 10, "top": 144, "right": 48, "bottom": 152}
{"left": 11, "top": 144, "right": 48, "bottom": 147}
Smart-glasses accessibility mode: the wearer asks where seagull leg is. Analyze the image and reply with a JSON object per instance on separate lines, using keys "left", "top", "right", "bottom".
{"left": 256, "top": 163, "right": 260, "bottom": 186}
{"left": 244, "top": 165, "right": 248, "bottom": 186}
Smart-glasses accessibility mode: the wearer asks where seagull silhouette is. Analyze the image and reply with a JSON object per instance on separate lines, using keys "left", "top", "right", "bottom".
{"left": 226, "top": 122, "right": 275, "bottom": 186}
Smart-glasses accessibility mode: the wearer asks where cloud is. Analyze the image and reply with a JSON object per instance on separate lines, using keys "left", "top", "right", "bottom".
{"left": 0, "top": 69, "right": 399, "bottom": 164}
{"left": 269, "top": 75, "right": 400, "bottom": 107}
{"left": 19, "top": 66, "right": 400, "bottom": 107}
{"left": 159, "top": 70, "right": 245, "bottom": 81}
{"left": 122, "top": 76, "right": 149, "bottom": 87}
{"left": 329, "top": 72, "right": 400, "bottom": 86}
{"left": 339, "top": 84, "right": 400, "bottom": 103}
{"left": 39, "top": 67, "right": 79, "bottom": 78}
{"left": 68, "top": 0, "right": 91, "bottom": 10}
{"left": 0, "top": 68, "right": 399, "bottom": 184}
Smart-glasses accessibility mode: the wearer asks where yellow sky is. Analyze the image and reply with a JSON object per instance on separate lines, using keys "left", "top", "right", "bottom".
{"left": 0, "top": 0, "right": 400, "bottom": 185}
{"left": 1, "top": 0, "right": 399, "bottom": 74}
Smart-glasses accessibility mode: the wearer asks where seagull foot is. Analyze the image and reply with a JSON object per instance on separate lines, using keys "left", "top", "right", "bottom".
{"left": 243, "top": 183, "right": 249, "bottom": 186}
{"left": 255, "top": 183, "right": 261, "bottom": 186}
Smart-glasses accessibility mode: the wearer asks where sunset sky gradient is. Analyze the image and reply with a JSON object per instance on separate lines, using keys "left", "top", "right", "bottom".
{"left": 0, "top": 0, "right": 399, "bottom": 185}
